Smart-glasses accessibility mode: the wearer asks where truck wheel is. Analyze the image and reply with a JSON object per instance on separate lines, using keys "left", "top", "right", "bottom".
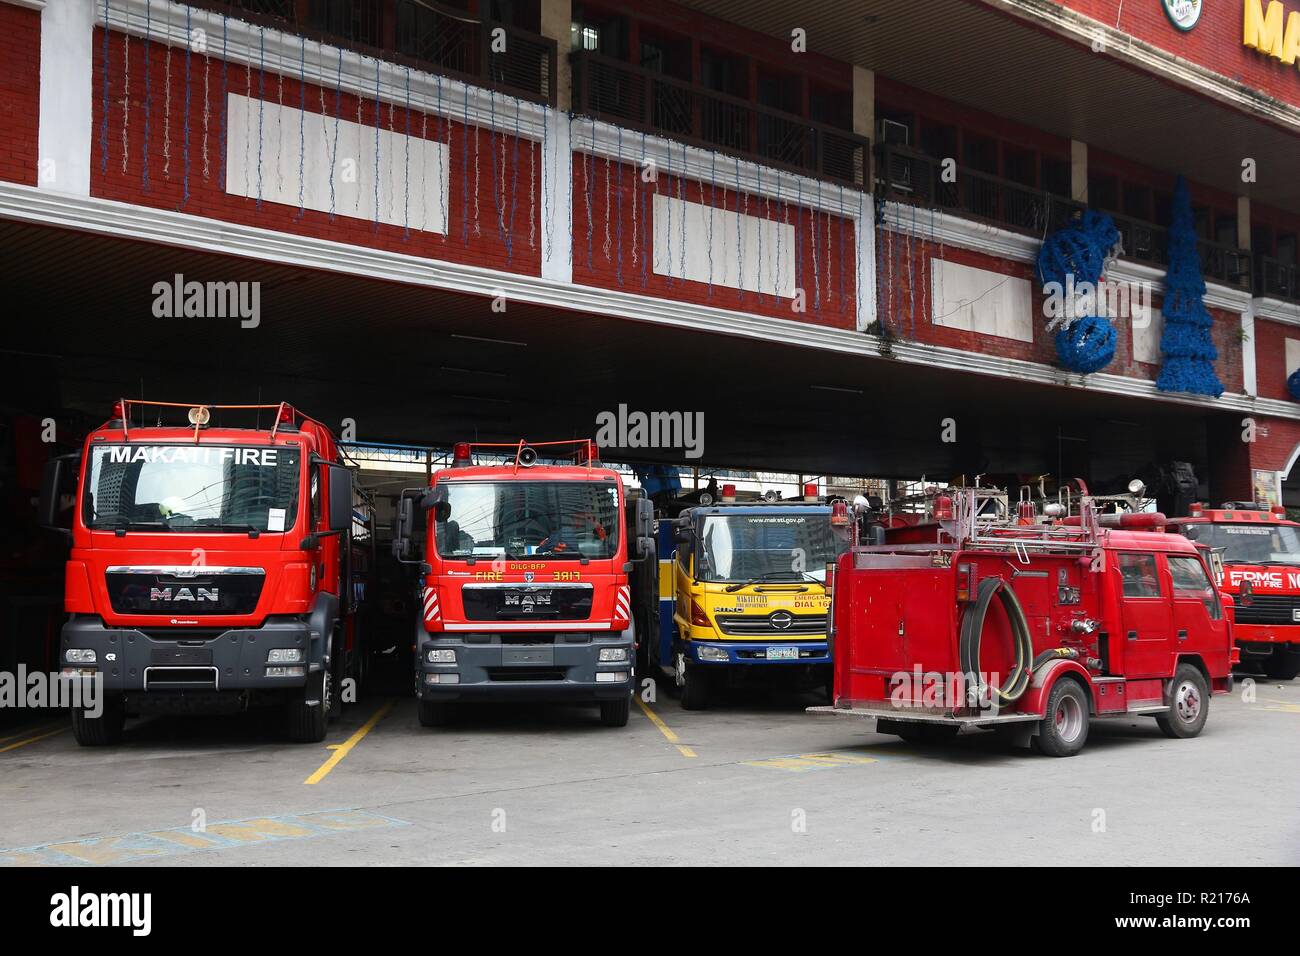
{"left": 70, "top": 701, "right": 125, "bottom": 746}
{"left": 1156, "top": 664, "right": 1210, "bottom": 739}
{"left": 287, "top": 673, "right": 328, "bottom": 743}
{"left": 599, "top": 695, "right": 631, "bottom": 727}
{"left": 417, "top": 700, "right": 454, "bottom": 727}
{"left": 1262, "top": 650, "right": 1300, "bottom": 681}
{"left": 677, "top": 653, "right": 710, "bottom": 710}
{"left": 1035, "top": 679, "right": 1090, "bottom": 757}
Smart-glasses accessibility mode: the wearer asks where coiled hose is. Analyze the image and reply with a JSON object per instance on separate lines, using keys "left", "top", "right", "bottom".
{"left": 959, "top": 576, "right": 1034, "bottom": 705}
{"left": 959, "top": 577, "right": 1080, "bottom": 706}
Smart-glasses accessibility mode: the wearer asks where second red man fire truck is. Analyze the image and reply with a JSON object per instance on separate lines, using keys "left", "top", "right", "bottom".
{"left": 814, "top": 483, "right": 1234, "bottom": 756}
{"left": 392, "top": 440, "right": 657, "bottom": 728}
{"left": 39, "top": 401, "right": 368, "bottom": 745}
{"left": 1167, "top": 502, "right": 1300, "bottom": 680}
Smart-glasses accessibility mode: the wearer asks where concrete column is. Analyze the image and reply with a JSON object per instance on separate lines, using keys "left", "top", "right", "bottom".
{"left": 852, "top": 65, "right": 874, "bottom": 189}
{"left": 1070, "top": 140, "right": 1088, "bottom": 204}
{"left": 540, "top": 0, "right": 571, "bottom": 111}
{"left": 38, "top": 0, "right": 94, "bottom": 196}
{"left": 540, "top": 107, "right": 572, "bottom": 284}
{"left": 1237, "top": 195, "right": 1252, "bottom": 250}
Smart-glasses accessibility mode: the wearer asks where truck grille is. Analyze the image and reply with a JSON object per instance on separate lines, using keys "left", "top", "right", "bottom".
{"left": 715, "top": 612, "right": 828, "bottom": 636}
{"left": 1234, "top": 594, "right": 1300, "bottom": 626}
{"left": 461, "top": 583, "right": 593, "bottom": 622}
{"left": 106, "top": 567, "right": 265, "bottom": 616}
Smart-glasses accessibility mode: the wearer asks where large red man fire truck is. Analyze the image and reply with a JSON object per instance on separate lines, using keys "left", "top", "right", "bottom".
{"left": 39, "top": 400, "right": 366, "bottom": 745}
{"left": 1166, "top": 503, "right": 1300, "bottom": 680}
{"left": 392, "top": 440, "right": 657, "bottom": 728}
{"left": 813, "top": 484, "right": 1233, "bottom": 756}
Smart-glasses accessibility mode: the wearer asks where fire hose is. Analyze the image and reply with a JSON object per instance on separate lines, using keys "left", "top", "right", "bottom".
{"left": 959, "top": 577, "right": 1081, "bottom": 705}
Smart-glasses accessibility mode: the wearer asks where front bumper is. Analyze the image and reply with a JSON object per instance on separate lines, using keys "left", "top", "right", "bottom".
{"left": 418, "top": 633, "right": 634, "bottom": 702}
{"left": 685, "top": 639, "right": 829, "bottom": 666}
{"left": 1235, "top": 624, "right": 1300, "bottom": 653}
{"left": 59, "top": 615, "right": 317, "bottom": 694}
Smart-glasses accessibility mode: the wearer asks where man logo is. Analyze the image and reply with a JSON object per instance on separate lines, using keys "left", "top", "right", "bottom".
{"left": 769, "top": 610, "right": 794, "bottom": 630}
{"left": 150, "top": 587, "right": 219, "bottom": 602}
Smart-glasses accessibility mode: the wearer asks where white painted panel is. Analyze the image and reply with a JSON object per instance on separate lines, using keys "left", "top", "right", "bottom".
{"left": 225, "top": 93, "right": 448, "bottom": 233}
{"left": 1286, "top": 338, "right": 1300, "bottom": 376}
{"left": 1133, "top": 306, "right": 1163, "bottom": 365}
{"left": 39, "top": 0, "right": 95, "bottom": 195}
{"left": 651, "top": 193, "right": 795, "bottom": 297}
{"left": 930, "top": 258, "right": 1032, "bottom": 342}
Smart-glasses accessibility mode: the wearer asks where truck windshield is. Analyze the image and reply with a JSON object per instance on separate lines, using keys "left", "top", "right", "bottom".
{"left": 697, "top": 512, "right": 845, "bottom": 584}
{"left": 1196, "top": 522, "right": 1300, "bottom": 565}
{"left": 83, "top": 444, "right": 300, "bottom": 533}
{"left": 434, "top": 480, "right": 620, "bottom": 560}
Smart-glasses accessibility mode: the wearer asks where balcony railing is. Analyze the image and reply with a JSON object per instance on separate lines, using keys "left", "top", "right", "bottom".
{"left": 877, "top": 143, "right": 1252, "bottom": 290}
{"left": 189, "top": 0, "right": 556, "bottom": 105}
{"left": 571, "top": 51, "right": 870, "bottom": 188}
{"left": 1256, "top": 255, "right": 1300, "bottom": 302}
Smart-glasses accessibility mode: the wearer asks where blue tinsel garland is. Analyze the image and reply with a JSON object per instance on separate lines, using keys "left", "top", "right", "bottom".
{"left": 1156, "top": 176, "right": 1223, "bottom": 397}
{"left": 1037, "top": 210, "right": 1121, "bottom": 373}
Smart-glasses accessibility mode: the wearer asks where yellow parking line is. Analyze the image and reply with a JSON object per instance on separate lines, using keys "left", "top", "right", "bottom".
{"left": 0, "top": 721, "right": 63, "bottom": 746}
{"left": 636, "top": 697, "right": 696, "bottom": 758}
{"left": 0, "top": 726, "right": 67, "bottom": 754}
{"left": 304, "top": 701, "right": 394, "bottom": 785}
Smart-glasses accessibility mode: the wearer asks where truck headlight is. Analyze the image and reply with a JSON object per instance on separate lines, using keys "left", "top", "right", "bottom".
{"left": 65, "top": 649, "right": 96, "bottom": 664}
{"left": 426, "top": 648, "right": 456, "bottom": 664}
{"left": 267, "top": 648, "right": 303, "bottom": 664}
{"left": 697, "top": 646, "right": 730, "bottom": 662}
{"left": 598, "top": 647, "right": 628, "bottom": 662}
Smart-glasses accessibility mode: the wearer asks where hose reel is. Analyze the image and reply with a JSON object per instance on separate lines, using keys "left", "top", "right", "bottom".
{"left": 959, "top": 576, "right": 1034, "bottom": 706}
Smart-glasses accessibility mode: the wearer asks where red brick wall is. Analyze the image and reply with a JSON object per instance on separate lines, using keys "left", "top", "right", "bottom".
{"left": 571, "top": 152, "right": 858, "bottom": 329}
{"left": 1255, "top": 317, "right": 1300, "bottom": 400}
{"left": 91, "top": 28, "right": 540, "bottom": 275}
{"left": 0, "top": 3, "right": 41, "bottom": 186}
{"left": 1059, "top": 0, "right": 1300, "bottom": 107}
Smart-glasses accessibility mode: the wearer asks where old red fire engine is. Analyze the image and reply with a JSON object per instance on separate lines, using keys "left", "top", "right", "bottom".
{"left": 813, "top": 483, "right": 1234, "bottom": 756}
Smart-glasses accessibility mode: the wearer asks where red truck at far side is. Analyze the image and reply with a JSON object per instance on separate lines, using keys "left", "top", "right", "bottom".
{"left": 814, "top": 485, "right": 1234, "bottom": 756}
{"left": 1167, "top": 502, "right": 1300, "bottom": 680}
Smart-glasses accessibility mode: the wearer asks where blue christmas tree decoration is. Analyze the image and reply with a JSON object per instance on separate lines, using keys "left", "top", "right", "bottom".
{"left": 1156, "top": 176, "right": 1223, "bottom": 397}
{"left": 1037, "top": 209, "right": 1121, "bottom": 373}
{"left": 1288, "top": 368, "right": 1300, "bottom": 402}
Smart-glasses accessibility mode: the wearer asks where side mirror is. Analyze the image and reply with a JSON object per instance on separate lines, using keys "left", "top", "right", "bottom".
{"left": 637, "top": 535, "right": 655, "bottom": 561}
{"left": 636, "top": 498, "right": 654, "bottom": 540}
{"left": 392, "top": 496, "right": 415, "bottom": 559}
{"left": 326, "top": 463, "right": 354, "bottom": 532}
{"left": 39, "top": 453, "right": 78, "bottom": 535}
{"left": 1237, "top": 579, "right": 1255, "bottom": 608}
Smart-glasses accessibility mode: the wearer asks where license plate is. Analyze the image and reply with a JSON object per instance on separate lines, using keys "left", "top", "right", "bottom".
{"left": 766, "top": 646, "right": 799, "bottom": 661}
{"left": 1292, "top": 609, "right": 1300, "bottom": 622}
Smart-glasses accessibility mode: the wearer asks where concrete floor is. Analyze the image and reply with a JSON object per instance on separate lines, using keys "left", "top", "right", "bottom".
{"left": 2, "top": 673, "right": 1298, "bottom": 866}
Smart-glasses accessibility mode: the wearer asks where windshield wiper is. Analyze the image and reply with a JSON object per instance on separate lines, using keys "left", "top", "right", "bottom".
{"left": 724, "top": 571, "right": 808, "bottom": 592}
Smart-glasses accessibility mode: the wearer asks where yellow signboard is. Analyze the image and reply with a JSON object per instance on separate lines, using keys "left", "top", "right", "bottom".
{"left": 1244, "top": 0, "right": 1300, "bottom": 67}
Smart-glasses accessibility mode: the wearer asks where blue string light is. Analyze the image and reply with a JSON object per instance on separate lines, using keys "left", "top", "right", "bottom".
{"left": 508, "top": 96, "right": 520, "bottom": 265}
{"left": 774, "top": 174, "right": 782, "bottom": 301}
{"left": 838, "top": 185, "right": 847, "bottom": 316}
{"left": 296, "top": 35, "right": 304, "bottom": 218}
{"left": 436, "top": 73, "right": 445, "bottom": 237}
{"left": 143, "top": 0, "right": 152, "bottom": 192}
{"left": 614, "top": 126, "right": 623, "bottom": 286}
{"left": 373, "top": 58, "right": 380, "bottom": 231}
{"left": 707, "top": 150, "right": 716, "bottom": 299}
{"left": 908, "top": 200, "right": 917, "bottom": 339}
{"left": 795, "top": 179, "right": 803, "bottom": 306}
{"left": 256, "top": 28, "right": 265, "bottom": 209}
{"left": 403, "top": 67, "right": 411, "bottom": 239}
{"left": 329, "top": 47, "right": 341, "bottom": 220}
{"left": 755, "top": 163, "right": 763, "bottom": 304}
{"left": 487, "top": 91, "right": 502, "bottom": 245}
{"left": 585, "top": 123, "right": 594, "bottom": 273}
{"left": 219, "top": 15, "right": 227, "bottom": 191}
{"left": 1037, "top": 209, "right": 1121, "bottom": 373}
{"left": 734, "top": 157, "right": 743, "bottom": 304}
{"left": 639, "top": 131, "right": 648, "bottom": 287}
{"left": 100, "top": 0, "right": 109, "bottom": 175}
{"left": 461, "top": 84, "right": 469, "bottom": 242}
{"left": 678, "top": 142, "right": 687, "bottom": 288}
{"left": 567, "top": 112, "right": 575, "bottom": 269}
{"left": 181, "top": 4, "right": 191, "bottom": 207}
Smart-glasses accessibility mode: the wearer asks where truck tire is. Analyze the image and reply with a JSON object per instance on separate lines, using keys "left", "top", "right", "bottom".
{"left": 1262, "top": 649, "right": 1300, "bottom": 681}
{"left": 1156, "top": 663, "right": 1210, "bottom": 739}
{"left": 677, "top": 653, "right": 709, "bottom": 710}
{"left": 599, "top": 695, "right": 631, "bottom": 727}
{"left": 70, "top": 702, "right": 125, "bottom": 746}
{"left": 287, "top": 672, "right": 328, "bottom": 743}
{"left": 417, "top": 700, "right": 453, "bottom": 727}
{"left": 1035, "top": 678, "right": 1090, "bottom": 757}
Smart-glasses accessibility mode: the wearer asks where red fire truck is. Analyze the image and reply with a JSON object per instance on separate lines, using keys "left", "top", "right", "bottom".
{"left": 39, "top": 400, "right": 366, "bottom": 745}
{"left": 391, "top": 440, "right": 657, "bottom": 728}
{"left": 813, "top": 484, "right": 1234, "bottom": 756}
{"left": 1166, "top": 503, "right": 1300, "bottom": 680}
